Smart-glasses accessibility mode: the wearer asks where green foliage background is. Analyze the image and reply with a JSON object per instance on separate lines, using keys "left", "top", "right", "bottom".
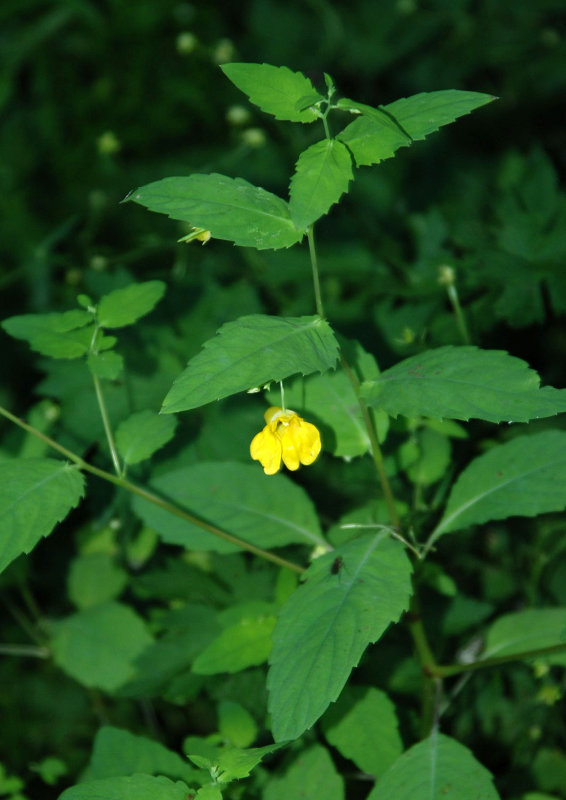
{"left": 1, "top": 1, "right": 566, "bottom": 799}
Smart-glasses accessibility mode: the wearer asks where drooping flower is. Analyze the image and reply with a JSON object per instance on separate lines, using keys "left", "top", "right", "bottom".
{"left": 250, "top": 406, "right": 321, "bottom": 475}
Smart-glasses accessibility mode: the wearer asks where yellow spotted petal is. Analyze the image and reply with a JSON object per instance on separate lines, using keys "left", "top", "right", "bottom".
{"left": 250, "top": 425, "right": 282, "bottom": 475}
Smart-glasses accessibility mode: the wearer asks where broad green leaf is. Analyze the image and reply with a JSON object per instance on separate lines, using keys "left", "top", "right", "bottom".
{"left": 266, "top": 340, "right": 388, "bottom": 458}
{"left": 221, "top": 62, "right": 319, "bottom": 123}
{"left": 322, "top": 686, "right": 402, "bottom": 778}
{"left": 218, "top": 701, "right": 258, "bottom": 748}
{"left": 97, "top": 280, "right": 166, "bottom": 328}
{"left": 59, "top": 774, "right": 190, "bottom": 800}
{"left": 366, "top": 732, "right": 500, "bottom": 800}
{"left": 214, "top": 743, "right": 282, "bottom": 782}
{"left": 338, "top": 90, "right": 495, "bottom": 167}
{"left": 430, "top": 431, "right": 566, "bottom": 543}
{"left": 289, "top": 139, "right": 353, "bottom": 229}
{"left": 403, "top": 428, "right": 451, "bottom": 487}
{"left": 264, "top": 744, "right": 344, "bottom": 800}
{"left": 51, "top": 601, "right": 153, "bottom": 691}
{"left": 195, "top": 786, "right": 222, "bottom": 800}
{"left": 192, "top": 614, "right": 276, "bottom": 674}
{"left": 132, "top": 462, "right": 326, "bottom": 554}
{"left": 361, "top": 347, "right": 566, "bottom": 422}
{"left": 162, "top": 314, "right": 339, "bottom": 413}
{"left": 2, "top": 310, "right": 94, "bottom": 358}
{"left": 68, "top": 553, "right": 128, "bottom": 609}
{"left": 127, "top": 174, "right": 302, "bottom": 250}
{"left": 85, "top": 726, "right": 198, "bottom": 784}
{"left": 268, "top": 532, "right": 412, "bottom": 741}
{"left": 0, "top": 458, "right": 84, "bottom": 574}
{"left": 115, "top": 410, "right": 178, "bottom": 465}
{"left": 482, "top": 608, "right": 566, "bottom": 667}
{"left": 86, "top": 350, "right": 124, "bottom": 380}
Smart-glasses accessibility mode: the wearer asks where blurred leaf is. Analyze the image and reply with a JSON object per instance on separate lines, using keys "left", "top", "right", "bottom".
{"left": 58, "top": 774, "right": 190, "bottom": 800}
{"left": 221, "top": 62, "right": 319, "bottom": 123}
{"left": 195, "top": 786, "right": 222, "bottom": 800}
{"left": 218, "top": 701, "right": 258, "bottom": 748}
{"left": 366, "top": 733, "right": 500, "bottom": 799}
{"left": 362, "top": 347, "right": 566, "bottom": 422}
{"left": 289, "top": 139, "right": 353, "bottom": 229}
{"left": 403, "top": 428, "right": 451, "bottom": 486}
{"left": 30, "top": 756, "right": 68, "bottom": 785}
{"left": 322, "top": 686, "right": 402, "bottom": 777}
{"left": 85, "top": 726, "right": 198, "bottom": 784}
{"left": 2, "top": 310, "right": 94, "bottom": 358}
{"left": 0, "top": 458, "right": 84, "bottom": 574}
{"left": 51, "top": 602, "right": 153, "bottom": 691}
{"left": 127, "top": 174, "right": 302, "bottom": 250}
{"left": 67, "top": 553, "right": 128, "bottom": 610}
{"left": 532, "top": 750, "right": 566, "bottom": 796}
{"left": 97, "top": 280, "right": 166, "bottom": 329}
{"left": 482, "top": 608, "right": 566, "bottom": 666}
{"left": 86, "top": 350, "right": 124, "bottom": 380}
{"left": 133, "top": 462, "right": 325, "bottom": 554}
{"left": 192, "top": 613, "right": 276, "bottom": 674}
{"left": 115, "top": 410, "right": 178, "bottom": 465}
{"left": 162, "top": 315, "right": 339, "bottom": 413}
{"left": 431, "top": 431, "right": 566, "bottom": 542}
{"left": 268, "top": 533, "right": 412, "bottom": 741}
{"left": 263, "top": 744, "right": 344, "bottom": 800}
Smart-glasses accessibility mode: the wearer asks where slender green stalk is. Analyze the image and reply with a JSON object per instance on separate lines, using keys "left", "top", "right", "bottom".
{"left": 0, "top": 405, "right": 304, "bottom": 575}
{"left": 447, "top": 284, "right": 471, "bottom": 344}
{"left": 91, "top": 371, "right": 123, "bottom": 477}
{"left": 434, "top": 641, "right": 566, "bottom": 679}
{"left": 279, "top": 380, "right": 286, "bottom": 413}
{"left": 307, "top": 225, "right": 325, "bottom": 319}
{"left": 0, "top": 644, "right": 50, "bottom": 658}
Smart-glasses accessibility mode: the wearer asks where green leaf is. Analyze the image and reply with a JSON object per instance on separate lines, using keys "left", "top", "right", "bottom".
{"left": 361, "top": 347, "right": 566, "bottom": 423}
{"left": 263, "top": 744, "right": 344, "bottom": 800}
{"left": 220, "top": 62, "right": 320, "bottom": 123}
{"left": 338, "top": 90, "right": 495, "bottom": 167}
{"left": 430, "top": 431, "right": 566, "bottom": 543}
{"left": 295, "top": 93, "right": 324, "bottom": 112}
{"left": 218, "top": 701, "right": 258, "bottom": 748}
{"left": 214, "top": 743, "right": 282, "bottom": 782}
{"left": 97, "top": 280, "right": 166, "bottom": 328}
{"left": 195, "top": 786, "right": 222, "bottom": 800}
{"left": 289, "top": 139, "right": 353, "bottom": 229}
{"left": 58, "top": 774, "right": 190, "bottom": 800}
{"left": 482, "top": 608, "right": 566, "bottom": 667}
{"left": 127, "top": 174, "right": 302, "bottom": 250}
{"left": 51, "top": 601, "right": 153, "bottom": 691}
{"left": 192, "top": 614, "right": 276, "bottom": 674}
{"left": 86, "top": 726, "right": 198, "bottom": 783}
{"left": 132, "top": 462, "right": 326, "bottom": 554}
{"left": 0, "top": 458, "right": 84, "bottom": 574}
{"left": 2, "top": 310, "right": 94, "bottom": 358}
{"left": 68, "top": 553, "right": 128, "bottom": 609}
{"left": 366, "top": 733, "right": 500, "bottom": 800}
{"left": 115, "top": 410, "right": 178, "bottom": 465}
{"left": 86, "top": 350, "right": 124, "bottom": 380}
{"left": 268, "top": 532, "right": 412, "bottom": 741}
{"left": 267, "top": 340, "right": 388, "bottom": 458}
{"left": 162, "top": 314, "right": 339, "bottom": 413}
{"left": 322, "top": 686, "right": 402, "bottom": 778}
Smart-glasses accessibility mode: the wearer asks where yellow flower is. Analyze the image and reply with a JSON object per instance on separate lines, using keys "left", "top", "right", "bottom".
{"left": 250, "top": 406, "right": 321, "bottom": 475}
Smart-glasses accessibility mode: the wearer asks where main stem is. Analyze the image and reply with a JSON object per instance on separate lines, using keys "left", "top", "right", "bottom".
{"left": 307, "top": 225, "right": 325, "bottom": 319}
{"left": 92, "top": 372, "right": 122, "bottom": 476}
{"left": 0, "top": 405, "right": 304, "bottom": 575}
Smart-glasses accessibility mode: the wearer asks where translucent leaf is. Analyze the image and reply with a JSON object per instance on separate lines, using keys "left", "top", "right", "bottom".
{"left": 192, "top": 614, "right": 276, "bottom": 674}
{"left": 97, "top": 280, "right": 166, "bottom": 328}
{"left": 0, "top": 458, "right": 85, "bottom": 574}
{"left": 366, "top": 733, "right": 500, "bottom": 800}
{"left": 482, "top": 608, "right": 566, "bottom": 667}
{"left": 322, "top": 686, "right": 402, "bottom": 777}
{"left": 289, "top": 139, "right": 353, "bottom": 230}
{"left": 162, "top": 314, "right": 339, "bottom": 413}
{"left": 2, "top": 311, "right": 94, "bottom": 358}
{"left": 58, "top": 774, "right": 190, "bottom": 800}
{"left": 338, "top": 90, "right": 495, "bottom": 167}
{"left": 51, "top": 601, "right": 153, "bottom": 691}
{"left": 221, "top": 62, "right": 319, "bottom": 123}
{"left": 86, "top": 726, "right": 198, "bottom": 784}
{"left": 68, "top": 553, "right": 128, "bottom": 609}
{"left": 115, "top": 410, "right": 178, "bottom": 465}
{"left": 127, "top": 174, "right": 302, "bottom": 251}
{"left": 431, "top": 431, "right": 566, "bottom": 543}
{"left": 132, "top": 462, "right": 326, "bottom": 554}
{"left": 361, "top": 347, "right": 566, "bottom": 422}
{"left": 263, "top": 744, "right": 344, "bottom": 800}
{"left": 268, "top": 532, "right": 412, "bottom": 741}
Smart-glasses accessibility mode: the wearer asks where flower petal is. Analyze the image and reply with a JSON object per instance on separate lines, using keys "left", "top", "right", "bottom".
{"left": 250, "top": 425, "right": 282, "bottom": 475}
{"left": 296, "top": 418, "right": 322, "bottom": 465}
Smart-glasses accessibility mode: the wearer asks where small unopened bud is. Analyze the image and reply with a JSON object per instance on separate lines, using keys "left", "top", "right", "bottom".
{"left": 176, "top": 31, "right": 197, "bottom": 54}
{"left": 97, "top": 131, "right": 121, "bottom": 156}
{"left": 226, "top": 105, "right": 251, "bottom": 126}
{"left": 438, "top": 264, "right": 455, "bottom": 286}
{"left": 241, "top": 127, "right": 266, "bottom": 148}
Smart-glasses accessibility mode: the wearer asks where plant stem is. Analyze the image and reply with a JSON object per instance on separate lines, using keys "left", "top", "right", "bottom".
{"left": 406, "top": 589, "right": 442, "bottom": 737}
{"left": 307, "top": 225, "right": 325, "bottom": 319}
{"left": 0, "top": 405, "right": 305, "bottom": 575}
{"left": 433, "top": 641, "right": 566, "bottom": 679}
{"left": 0, "top": 644, "right": 50, "bottom": 658}
{"left": 446, "top": 283, "right": 471, "bottom": 344}
{"left": 91, "top": 372, "right": 123, "bottom": 477}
